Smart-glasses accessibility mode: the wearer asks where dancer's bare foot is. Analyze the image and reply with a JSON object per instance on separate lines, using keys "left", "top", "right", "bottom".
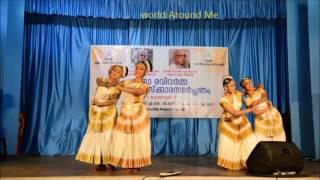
{"left": 96, "top": 164, "right": 107, "bottom": 171}
{"left": 122, "top": 168, "right": 140, "bottom": 173}
{"left": 106, "top": 164, "right": 115, "bottom": 171}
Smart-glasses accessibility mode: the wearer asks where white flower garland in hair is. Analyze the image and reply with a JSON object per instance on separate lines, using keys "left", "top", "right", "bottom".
{"left": 145, "top": 61, "right": 151, "bottom": 72}
{"left": 139, "top": 60, "right": 152, "bottom": 72}
{"left": 240, "top": 77, "right": 251, "bottom": 82}
{"left": 223, "top": 75, "right": 234, "bottom": 81}
{"left": 108, "top": 65, "right": 128, "bottom": 78}
{"left": 121, "top": 66, "right": 128, "bottom": 77}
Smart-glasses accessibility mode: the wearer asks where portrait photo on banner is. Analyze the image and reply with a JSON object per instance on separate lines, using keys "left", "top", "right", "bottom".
{"left": 169, "top": 49, "right": 191, "bottom": 69}
{"left": 131, "top": 48, "right": 153, "bottom": 64}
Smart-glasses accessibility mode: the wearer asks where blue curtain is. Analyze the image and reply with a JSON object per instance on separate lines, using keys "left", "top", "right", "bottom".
{"left": 287, "top": 0, "right": 320, "bottom": 159}
{"left": 25, "top": 0, "right": 286, "bottom": 19}
{"left": 0, "top": 0, "right": 25, "bottom": 154}
{"left": 21, "top": 12, "right": 287, "bottom": 156}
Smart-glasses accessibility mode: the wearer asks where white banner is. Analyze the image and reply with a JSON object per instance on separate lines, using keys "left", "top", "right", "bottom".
{"left": 90, "top": 45, "right": 228, "bottom": 118}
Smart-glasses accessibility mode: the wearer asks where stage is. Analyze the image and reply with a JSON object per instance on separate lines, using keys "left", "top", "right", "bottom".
{"left": 1, "top": 156, "right": 319, "bottom": 179}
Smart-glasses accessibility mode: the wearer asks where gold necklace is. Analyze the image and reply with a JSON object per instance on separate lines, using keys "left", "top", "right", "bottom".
{"left": 226, "top": 94, "right": 234, "bottom": 104}
{"left": 106, "top": 79, "right": 119, "bottom": 87}
{"left": 133, "top": 78, "right": 143, "bottom": 83}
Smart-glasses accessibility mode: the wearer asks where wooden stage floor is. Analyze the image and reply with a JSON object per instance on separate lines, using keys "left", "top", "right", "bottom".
{"left": 1, "top": 156, "right": 319, "bottom": 179}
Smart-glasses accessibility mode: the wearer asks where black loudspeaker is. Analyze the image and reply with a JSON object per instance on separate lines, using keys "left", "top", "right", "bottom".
{"left": 246, "top": 141, "right": 304, "bottom": 174}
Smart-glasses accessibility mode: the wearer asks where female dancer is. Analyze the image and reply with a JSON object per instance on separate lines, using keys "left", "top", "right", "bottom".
{"left": 110, "top": 60, "right": 152, "bottom": 172}
{"left": 217, "top": 75, "right": 257, "bottom": 170}
{"left": 76, "top": 65, "right": 128, "bottom": 170}
{"left": 240, "top": 77, "right": 286, "bottom": 142}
